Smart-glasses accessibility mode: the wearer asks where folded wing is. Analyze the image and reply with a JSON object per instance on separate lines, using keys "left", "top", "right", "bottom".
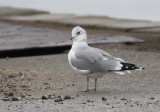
{"left": 70, "top": 47, "right": 123, "bottom": 73}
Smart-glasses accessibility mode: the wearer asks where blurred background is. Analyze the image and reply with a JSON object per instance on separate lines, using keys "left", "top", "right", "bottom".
{"left": 0, "top": 0, "right": 160, "bottom": 57}
{"left": 0, "top": 0, "right": 160, "bottom": 21}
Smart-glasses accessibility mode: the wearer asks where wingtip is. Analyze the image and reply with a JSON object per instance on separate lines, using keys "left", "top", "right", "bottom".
{"left": 136, "top": 66, "right": 145, "bottom": 70}
{"left": 141, "top": 67, "right": 145, "bottom": 70}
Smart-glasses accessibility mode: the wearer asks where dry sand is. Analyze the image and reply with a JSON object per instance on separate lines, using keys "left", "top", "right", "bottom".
{"left": 0, "top": 21, "right": 160, "bottom": 112}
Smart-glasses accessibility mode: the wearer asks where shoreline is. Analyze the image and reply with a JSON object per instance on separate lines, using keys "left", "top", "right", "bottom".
{"left": 0, "top": 7, "right": 160, "bottom": 33}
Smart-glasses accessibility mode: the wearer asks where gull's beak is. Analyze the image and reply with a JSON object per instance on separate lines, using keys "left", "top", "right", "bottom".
{"left": 69, "top": 37, "right": 73, "bottom": 41}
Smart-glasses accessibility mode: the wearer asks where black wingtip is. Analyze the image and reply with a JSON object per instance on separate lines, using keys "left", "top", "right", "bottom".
{"left": 120, "top": 62, "right": 144, "bottom": 71}
{"left": 140, "top": 67, "right": 145, "bottom": 70}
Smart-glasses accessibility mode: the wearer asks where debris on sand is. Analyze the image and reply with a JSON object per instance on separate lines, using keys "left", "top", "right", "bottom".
{"left": 106, "top": 102, "right": 109, "bottom": 105}
{"left": 149, "top": 97, "right": 155, "bottom": 100}
{"left": 12, "top": 97, "right": 20, "bottom": 101}
{"left": 75, "top": 94, "right": 79, "bottom": 97}
{"left": 87, "top": 100, "right": 90, "bottom": 103}
{"left": 43, "top": 82, "right": 49, "bottom": 85}
{"left": 102, "top": 97, "right": 107, "bottom": 101}
{"left": 63, "top": 95, "right": 71, "bottom": 100}
{"left": 86, "top": 99, "right": 94, "bottom": 103}
{"left": 20, "top": 94, "right": 26, "bottom": 98}
{"left": 41, "top": 95, "right": 48, "bottom": 100}
{"left": 8, "top": 92, "right": 14, "bottom": 96}
{"left": 54, "top": 98, "right": 63, "bottom": 102}
{"left": 130, "top": 105, "right": 134, "bottom": 107}
{"left": 121, "top": 98, "right": 127, "bottom": 101}
{"left": 65, "top": 84, "right": 69, "bottom": 86}
{"left": 81, "top": 102, "right": 86, "bottom": 104}
{"left": 2, "top": 98, "right": 10, "bottom": 101}
{"left": 57, "top": 96, "right": 61, "bottom": 98}
{"left": 48, "top": 95, "right": 55, "bottom": 99}
{"left": 58, "top": 102, "right": 63, "bottom": 104}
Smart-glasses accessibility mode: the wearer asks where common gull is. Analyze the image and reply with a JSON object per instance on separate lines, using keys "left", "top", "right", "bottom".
{"left": 68, "top": 26, "right": 144, "bottom": 92}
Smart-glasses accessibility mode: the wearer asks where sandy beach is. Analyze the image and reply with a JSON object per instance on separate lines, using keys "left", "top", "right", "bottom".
{"left": 0, "top": 7, "right": 160, "bottom": 112}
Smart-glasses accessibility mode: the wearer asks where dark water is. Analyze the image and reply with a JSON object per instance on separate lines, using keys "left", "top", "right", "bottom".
{"left": 0, "top": 0, "right": 160, "bottom": 21}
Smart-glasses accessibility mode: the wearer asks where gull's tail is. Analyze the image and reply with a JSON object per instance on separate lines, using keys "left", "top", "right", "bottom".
{"left": 120, "top": 62, "right": 145, "bottom": 71}
{"left": 113, "top": 62, "right": 144, "bottom": 75}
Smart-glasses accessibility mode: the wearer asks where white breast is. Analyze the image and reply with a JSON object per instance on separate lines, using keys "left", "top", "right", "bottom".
{"left": 68, "top": 50, "right": 90, "bottom": 74}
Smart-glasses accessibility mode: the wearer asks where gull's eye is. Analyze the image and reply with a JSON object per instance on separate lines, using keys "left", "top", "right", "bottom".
{"left": 76, "top": 31, "right": 80, "bottom": 35}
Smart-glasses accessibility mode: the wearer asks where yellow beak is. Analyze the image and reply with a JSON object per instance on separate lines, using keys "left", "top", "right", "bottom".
{"left": 69, "top": 37, "right": 73, "bottom": 41}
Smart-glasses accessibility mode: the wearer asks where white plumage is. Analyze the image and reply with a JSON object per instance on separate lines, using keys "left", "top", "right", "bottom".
{"left": 68, "top": 26, "right": 144, "bottom": 91}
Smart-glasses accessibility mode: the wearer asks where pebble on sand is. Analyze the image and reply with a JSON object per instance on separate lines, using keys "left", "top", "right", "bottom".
{"left": 121, "top": 98, "right": 127, "bottom": 101}
{"left": 102, "top": 97, "right": 107, "bottom": 101}
{"left": 2, "top": 98, "right": 10, "bottom": 101}
{"left": 41, "top": 95, "right": 48, "bottom": 100}
{"left": 54, "top": 98, "right": 63, "bottom": 102}
{"left": 12, "top": 97, "right": 20, "bottom": 101}
{"left": 48, "top": 95, "right": 55, "bottom": 99}
{"left": 58, "top": 102, "right": 63, "bottom": 104}
{"left": 8, "top": 92, "right": 14, "bottom": 96}
{"left": 63, "top": 95, "right": 71, "bottom": 100}
{"left": 75, "top": 94, "right": 79, "bottom": 97}
{"left": 81, "top": 102, "right": 86, "bottom": 104}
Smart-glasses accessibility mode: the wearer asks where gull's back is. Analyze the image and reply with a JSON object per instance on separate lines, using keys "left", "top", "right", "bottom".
{"left": 68, "top": 42, "right": 123, "bottom": 74}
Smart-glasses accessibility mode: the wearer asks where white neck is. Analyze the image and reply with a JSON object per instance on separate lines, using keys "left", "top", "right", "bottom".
{"left": 71, "top": 41, "right": 88, "bottom": 50}
{"left": 74, "top": 35, "right": 87, "bottom": 42}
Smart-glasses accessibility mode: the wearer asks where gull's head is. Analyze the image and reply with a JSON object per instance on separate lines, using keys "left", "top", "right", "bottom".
{"left": 71, "top": 26, "right": 87, "bottom": 42}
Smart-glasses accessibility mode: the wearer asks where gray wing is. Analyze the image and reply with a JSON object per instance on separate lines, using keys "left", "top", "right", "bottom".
{"left": 70, "top": 47, "right": 122, "bottom": 73}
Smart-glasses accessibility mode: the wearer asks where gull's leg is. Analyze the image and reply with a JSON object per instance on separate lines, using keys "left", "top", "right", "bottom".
{"left": 86, "top": 76, "right": 89, "bottom": 92}
{"left": 80, "top": 76, "right": 89, "bottom": 92}
{"left": 94, "top": 78, "right": 97, "bottom": 91}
